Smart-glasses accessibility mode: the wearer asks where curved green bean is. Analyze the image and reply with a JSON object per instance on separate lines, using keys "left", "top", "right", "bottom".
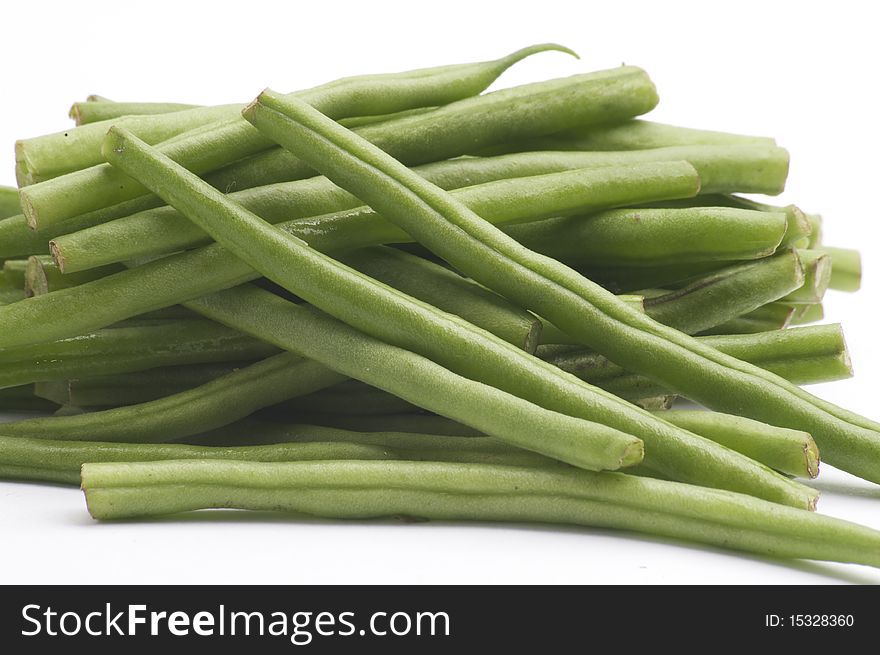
{"left": 81, "top": 460, "right": 880, "bottom": 569}
{"left": 244, "top": 90, "right": 880, "bottom": 485}
{"left": 19, "top": 45, "right": 574, "bottom": 226}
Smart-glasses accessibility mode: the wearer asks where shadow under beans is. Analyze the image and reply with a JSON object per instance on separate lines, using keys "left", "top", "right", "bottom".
{"left": 84, "top": 510, "right": 880, "bottom": 584}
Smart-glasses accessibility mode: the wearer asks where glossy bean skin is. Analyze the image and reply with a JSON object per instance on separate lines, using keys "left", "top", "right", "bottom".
{"left": 244, "top": 90, "right": 880, "bottom": 486}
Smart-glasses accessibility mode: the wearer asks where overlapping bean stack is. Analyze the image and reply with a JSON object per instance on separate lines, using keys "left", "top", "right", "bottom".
{"left": 2, "top": 44, "right": 879, "bottom": 568}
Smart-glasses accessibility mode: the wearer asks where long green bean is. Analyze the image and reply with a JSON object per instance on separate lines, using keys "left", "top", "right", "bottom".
{"left": 0, "top": 319, "right": 276, "bottom": 389}
{"left": 70, "top": 101, "right": 201, "bottom": 125}
{"left": 244, "top": 91, "right": 880, "bottom": 485}
{"left": 0, "top": 430, "right": 551, "bottom": 486}
{"left": 641, "top": 250, "right": 806, "bottom": 334}
{"left": 103, "top": 128, "right": 814, "bottom": 505}
{"left": 18, "top": 44, "right": 566, "bottom": 186}
{"left": 497, "top": 119, "right": 777, "bottom": 151}
{"left": 506, "top": 206, "right": 786, "bottom": 268}
{"left": 0, "top": 352, "right": 348, "bottom": 443}
{"left": 541, "top": 324, "right": 852, "bottom": 393}
{"left": 81, "top": 459, "right": 880, "bottom": 568}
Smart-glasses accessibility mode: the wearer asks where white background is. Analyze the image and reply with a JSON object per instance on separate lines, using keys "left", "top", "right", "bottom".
{"left": 2, "top": 0, "right": 880, "bottom": 584}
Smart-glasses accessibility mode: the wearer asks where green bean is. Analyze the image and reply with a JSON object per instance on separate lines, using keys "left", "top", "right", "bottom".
{"left": 641, "top": 250, "right": 806, "bottom": 334}
{"left": 541, "top": 324, "right": 852, "bottom": 395}
{"left": 54, "top": 150, "right": 707, "bottom": 273}
{"left": 493, "top": 119, "right": 777, "bottom": 152}
{"left": 506, "top": 206, "right": 786, "bottom": 268}
{"left": 0, "top": 352, "right": 348, "bottom": 442}
{"left": 18, "top": 44, "right": 573, "bottom": 224}
{"left": 0, "top": 162, "right": 698, "bottom": 346}
{"left": 339, "top": 246, "right": 541, "bottom": 351}
{"left": 0, "top": 431, "right": 558, "bottom": 486}
{"left": 245, "top": 92, "right": 880, "bottom": 485}
{"left": 0, "top": 185, "right": 21, "bottom": 218}
{"left": 782, "top": 250, "right": 832, "bottom": 304}
{"left": 339, "top": 106, "right": 437, "bottom": 128}
{"left": 2, "top": 259, "right": 27, "bottom": 289}
{"left": 0, "top": 385, "right": 57, "bottom": 411}
{"left": 0, "top": 319, "right": 276, "bottom": 389}
{"left": 819, "top": 247, "right": 861, "bottom": 292}
{"left": 581, "top": 260, "right": 726, "bottom": 294}
{"left": 659, "top": 410, "right": 819, "bottom": 479}
{"left": 704, "top": 302, "right": 795, "bottom": 335}
{"left": 640, "top": 195, "right": 812, "bottom": 248}
{"left": 803, "top": 214, "right": 823, "bottom": 248}
{"left": 33, "top": 362, "right": 241, "bottom": 407}
{"left": 104, "top": 128, "right": 816, "bottom": 504}
{"left": 25, "top": 256, "right": 122, "bottom": 297}
{"left": 70, "top": 101, "right": 201, "bottom": 126}
{"left": 81, "top": 459, "right": 880, "bottom": 568}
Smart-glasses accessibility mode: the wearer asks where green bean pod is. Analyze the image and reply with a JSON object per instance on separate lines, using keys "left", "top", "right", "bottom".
{"left": 243, "top": 91, "right": 880, "bottom": 485}
{"left": 641, "top": 249, "right": 806, "bottom": 334}
{"left": 505, "top": 206, "right": 787, "bottom": 268}
{"left": 70, "top": 101, "right": 201, "bottom": 125}
{"left": 781, "top": 250, "right": 832, "bottom": 304}
{"left": 0, "top": 431, "right": 550, "bottom": 486}
{"left": 790, "top": 303, "right": 824, "bottom": 326}
{"left": 81, "top": 459, "right": 880, "bottom": 569}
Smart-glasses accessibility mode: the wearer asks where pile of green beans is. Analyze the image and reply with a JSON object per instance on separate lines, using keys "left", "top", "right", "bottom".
{"left": 0, "top": 45, "right": 877, "bottom": 571}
